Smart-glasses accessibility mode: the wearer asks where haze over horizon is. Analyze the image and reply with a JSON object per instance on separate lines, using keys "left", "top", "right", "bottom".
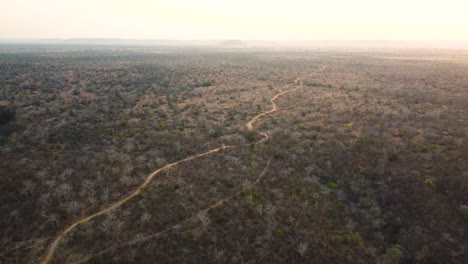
{"left": 1, "top": 0, "right": 468, "bottom": 41}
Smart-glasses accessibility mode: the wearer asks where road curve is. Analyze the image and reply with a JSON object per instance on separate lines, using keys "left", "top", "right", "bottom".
{"left": 40, "top": 77, "right": 304, "bottom": 264}
{"left": 77, "top": 157, "right": 273, "bottom": 263}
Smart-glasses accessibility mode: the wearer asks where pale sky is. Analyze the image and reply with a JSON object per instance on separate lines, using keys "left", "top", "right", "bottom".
{"left": 1, "top": 0, "right": 468, "bottom": 40}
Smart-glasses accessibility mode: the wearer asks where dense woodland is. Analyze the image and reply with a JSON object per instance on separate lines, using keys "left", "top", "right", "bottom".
{"left": 0, "top": 46, "right": 467, "bottom": 263}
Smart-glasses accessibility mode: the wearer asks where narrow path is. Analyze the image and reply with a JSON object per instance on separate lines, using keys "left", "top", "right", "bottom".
{"left": 40, "top": 74, "right": 306, "bottom": 264}
{"left": 246, "top": 83, "right": 302, "bottom": 131}
{"left": 40, "top": 146, "right": 234, "bottom": 264}
{"left": 77, "top": 157, "right": 272, "bottom": 263}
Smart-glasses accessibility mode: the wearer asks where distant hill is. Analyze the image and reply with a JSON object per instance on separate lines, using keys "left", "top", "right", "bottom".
{"left": 63, "top": 38, "right": 220, "bottom": 46}
{"left": 218, "top": 40, "right": 246, "bottom": 47}
{"left": 0, "top": 38, "right": 467, "bottom": 49}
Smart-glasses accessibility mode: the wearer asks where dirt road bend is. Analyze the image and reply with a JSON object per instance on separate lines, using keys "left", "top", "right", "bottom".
{"left": 40, "top": 75, "right": 307, "bottom": 264}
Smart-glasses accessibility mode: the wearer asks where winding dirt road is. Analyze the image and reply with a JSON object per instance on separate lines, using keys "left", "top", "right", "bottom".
{"left": 40, "top": 146, "right": 234, "bottom": 264}
{"left": 77, "top": 157, "right": 273, "bottom": 263}
{"left": 246, "top": 82, "right": 302, "bottom": 132}
{"left": 40, "top": 75, "right": 305, "bottom": 264}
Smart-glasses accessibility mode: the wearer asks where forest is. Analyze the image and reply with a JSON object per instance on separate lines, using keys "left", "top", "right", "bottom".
{"left": 0, "top": 46, "right": 467, "bottom": 263}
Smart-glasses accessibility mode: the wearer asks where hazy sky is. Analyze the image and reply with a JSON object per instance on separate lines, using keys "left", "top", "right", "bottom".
{"left": 1, "top": 0, "right": 468, "bottom": 40}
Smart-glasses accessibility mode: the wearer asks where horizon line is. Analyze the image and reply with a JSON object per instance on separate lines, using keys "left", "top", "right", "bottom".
{"left": 1, "top": 38, "right": 468, "bottom": 42}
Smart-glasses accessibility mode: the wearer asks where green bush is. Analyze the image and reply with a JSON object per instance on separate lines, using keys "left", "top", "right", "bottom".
{"left": 344, "top": 122, "right": 353, "bottom": 130}
{"left": 359, "top": 197, "right": 374, "bottom": 209}
{"left": 459, "top": 204, "right": 468, "bottom": 217}
{"left": 379, "top": 244, "right": 403, "bottom": 264}
{"left": 275, "top": 229, "right": 284, "bottom": 238}
{"left": 425, "top": 178, "right": 435, "bottom": 188}
{"left": 243, "top": 129, "right": 259, "bottom": 142}
{"left": 327, "top": 181, "right": 338, "bottom": 189}
{"left": 251, "top": 192, "right": 259, "bottom": 200}
{"left": 202, "top": 80, "right": 214, "bottom": 87}
{"left": 369, "top": 206, "right": 382, "bottom": 217}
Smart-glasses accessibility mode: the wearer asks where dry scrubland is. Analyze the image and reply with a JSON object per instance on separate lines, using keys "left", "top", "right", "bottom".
{"left": 0, "top": 47, "right": 467, "bottom": 263}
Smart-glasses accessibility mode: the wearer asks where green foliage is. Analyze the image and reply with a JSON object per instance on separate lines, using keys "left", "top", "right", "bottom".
{"left": 220, "top": 178, "right": 235, "bottom": 188}
{"left": 379, "top": 245, "right": 403, "bottom": 264}
{"left": 290, "top": 188, "right": 298, "bottom": 197}
{"left": 335, "top": 201, "right": 345, "bottom": 210}
{"left": 306, "top": 131, "right": 319, "bottom": 140}
{"left": 230, "top": 256, "right": 240, "bottom": 264}
{"left": 243, "top": 129, "right": 259, "bottom": 142}
{"left": 342, "top": 232, "right": 365, "bottom": 250}
{"left": 394, "top": 217, "right": 403, "bottom": 226}
{"left": 202, "top": 80, "right": 214, "bottom": 87}
{"left": 369, "top": 206, "right": 382, "bottom": 217}
{"left": 275, "top": 228, "right": 284, "bottom": 238}
{"left": 209, "top": 127, "right": 223, "bottom": 138}
{"left": 459, "top": 204, "right": 468, "bottom": 217}
{"left": 415, "top": 245, "right": 430, "bottom": 262}
{"left": 251, "top": 191, "right": 259, "bottom": 200}
{"left": 425, "top": 178, "right": 435, "bottom": 188}
{"left": 344, "top": 122, "right": 353, "bottom": 130}
{"left": 111, "top": 182, "right": 120, "bottom": 190}
{"left": 154, "top": 120, "right": 168, "bottom": 130}
{"left": 246, "top": 259, "right": 256, "bottom": 264}
{"left": 249, "top": 144, "right": 259, "bottom": 152}
{"left": 359, "top": 197, "right": 374, "bottom": 209}
{"left": 310, "top": 124, "right": 321, "bottom": 131}
{"left": 327, "top": 181, "right": 338, "bottom": 189}
{"left": 352, "top": 232, "right": 365, "bottom": 249}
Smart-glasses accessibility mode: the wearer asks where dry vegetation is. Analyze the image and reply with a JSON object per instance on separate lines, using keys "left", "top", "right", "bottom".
{"left": 0, "top": 46, "right": 467, "bottom": 263}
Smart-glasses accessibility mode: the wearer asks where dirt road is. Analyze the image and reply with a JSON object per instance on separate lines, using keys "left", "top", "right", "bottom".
{"left": 40, "top": 75, "right": 306, "bottom": 264}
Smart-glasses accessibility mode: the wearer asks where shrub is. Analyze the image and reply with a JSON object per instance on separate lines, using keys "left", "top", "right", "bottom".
{"left": 275, "top": 229, "right": 284, "bottom": 238}
{"left": 209, "top": 128, "right": 223, "bottom": 138}
{"left": 243, "top": 129, "right": 259, "bottom": 142}
{"left": 394, "top": 217, "right": 403, "bottom": 226}
{"left": 379, "top": 244, "right": 403, "bottom": 264}
{"left": 202, "top": 80, "right": 214, "bottom": 87}
{"left": 359, "top": 197, "right": 374, "bottom": 209}
{"left": 251, "top": 192, "right": 259, "bottom": 200}
{"left": 246, "top": 259, "right": 256, "bottom": 264}
{"left": 231, "top": 256, "right": 240, "bottom": 264}
{"left": 369, "top": 206, "right": 382, "bottom": 217}
{"left": 459, "top": 205, "right": 468, "bottom": 217}
{"left": 327, "top": 181, "right": 338, "bottom": 189}
{"left": 425, "top": 178, "right": 435, "bottom": 188}
{"left": 0, "top": 107, "right": 15, "bottom": 125}
{"left": 344, "top": 122, "right": 353, "bottom": 130}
